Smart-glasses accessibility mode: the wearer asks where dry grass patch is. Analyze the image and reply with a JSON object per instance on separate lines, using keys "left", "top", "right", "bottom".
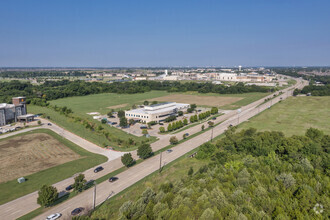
{"left": 0, "top": 133, "right": 81, "bottom": 183}
{"left": 148, "top": 94, "right": 242, "bottom": 107}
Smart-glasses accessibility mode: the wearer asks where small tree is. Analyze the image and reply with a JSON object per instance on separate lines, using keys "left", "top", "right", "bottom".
{"left": 167, "top": 124, "right": 172, "bottom": 132}
{"left": 101, "top": 118, "right": 107, "bottom": 124}
{"left": 37, "top": 120, "right": 41, "bottom": 125}
{"left": 118, "top": 110, "right": 125, "bottom": 118}
{"left": 137, "top": 143, "right": 153, "bottom": 159}
{"left": 178, "top": 111, "right": 183, "bottom": 116}
{"left": 73, "top": 174, "right": 86, "bottom": 192}
{"left": 152, "top": 101, "right": 158, "bottom": 105}
{"left": 183, "top": 133, "right": 188, "bottom": 139}
{"left": 121, "top": 153, "right": 134, "bottom": 167}
{"left": 170, "top": 136, "right": 179, "bottom": 145}
{"left": 143, "top": 100, "right": 149, "bottom": 106}
{"left": 159, "top": 127, "right": 165, "bottom": 133}
{"left": 183, "top": 118, "right": 188, "bottom": 125}
{"left": 208, "top": 121, "right": 214, "bottom": 127}
{"left": 37, "top": 185, "right": 58, "bottom": 207}
{"left": 132, "top": 104, "right": 137, "bottom": 109}
{"left": 142, "top": 129, "right": 148, "bottom": 135}
{"left": 107, "top": 111, "right": 113, "bottom": 117}
{"left": 128, "top": 119, "right": 135, "bottom": 125}
{"left": 120, "top": 117, "right": 128, "bottom": 127}
{"left": 201, "top": 125, "right": 205, "bottom": 130}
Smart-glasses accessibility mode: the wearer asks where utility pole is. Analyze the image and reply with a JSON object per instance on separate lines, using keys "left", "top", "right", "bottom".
{"left": 93, "top": 183, "right": 96, "bottom": 209}
{"left": 159, "top": 151, "right": 162, "bottom": 173}
{"left": 211, "top": 127, "right": 214, "bottom": 142}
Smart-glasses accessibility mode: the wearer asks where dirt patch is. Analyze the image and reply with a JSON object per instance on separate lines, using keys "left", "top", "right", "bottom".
{"left": 107, "top": 103, "right": 128, "bottom": 109}
{"left": 148, "top": 94, "right": 242, "bottom": 107}
{"left": 0, "top": 133, "right": 81, "bottom": 183}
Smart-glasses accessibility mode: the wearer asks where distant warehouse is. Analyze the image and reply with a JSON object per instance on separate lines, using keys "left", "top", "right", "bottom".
{"left": 125, "top": 102, "right": 190, "bottom": 123}
{"left": 0, "top": 97, "right": 34, "bottom": 126}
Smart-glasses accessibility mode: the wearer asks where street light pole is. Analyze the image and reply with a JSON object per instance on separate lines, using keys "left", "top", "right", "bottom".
{"left": 159, "top": 151, "right": 162, "bottom": 173}
{"left": 93, "top": 183, "right": 96, "bottom": 209}
{"left": 211, "top": 127, "right": 214, "bottom": 142}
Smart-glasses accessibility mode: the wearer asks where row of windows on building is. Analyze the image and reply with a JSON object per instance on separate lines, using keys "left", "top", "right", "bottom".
{"left": 126, "top": 113, "right": 149, "bottom": 119}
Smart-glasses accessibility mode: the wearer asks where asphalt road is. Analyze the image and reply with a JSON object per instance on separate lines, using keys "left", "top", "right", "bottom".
{"left": 0, "top": 77, "right": 307, "bottom": 219}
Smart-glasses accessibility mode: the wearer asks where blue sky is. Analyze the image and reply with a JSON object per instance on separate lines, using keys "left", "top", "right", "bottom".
{"left": 0, "top": 0, "right": 329, "bottom": 67}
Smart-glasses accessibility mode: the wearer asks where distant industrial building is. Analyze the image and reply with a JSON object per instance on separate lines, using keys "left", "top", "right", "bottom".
{"left": 125, "top": 102, "right": 190, "bottom": 123}
{"left": 0, "top": 97, "right": 34, "bottom": 126}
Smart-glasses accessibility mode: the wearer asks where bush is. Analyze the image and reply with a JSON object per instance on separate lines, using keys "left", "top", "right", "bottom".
{"left": 101, "top": 118, "right": 107, "bottom": 124}
{"left": 37, "top": 185, "right": 58, "bottom": 207}
{"left": 170, "top": 136, "right": 178, "bottom": 145}
{"left": 159, "top": 127, "right": 165, "bottom": 133}
{"left": 164, "top": 115, "right": 176, "bottom": 122}
{"left": 121, "top": 153, "right": 134, "bottom": 167}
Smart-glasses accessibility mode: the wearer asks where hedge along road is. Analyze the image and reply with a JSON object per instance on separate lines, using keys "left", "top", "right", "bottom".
{"left": 35, "top": 77, "right": 307, "bottom": 220}
{"left": 0, "top": 76, "right": 307, "bottom": 220}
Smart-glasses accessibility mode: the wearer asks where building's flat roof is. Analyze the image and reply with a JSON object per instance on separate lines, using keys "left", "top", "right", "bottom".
{"left": 17, "top": 114, "right": 34, "bottom": 119}
{"left": 126, "top": 103, "right": 189, "bottom": 115}
{"left": 0, "top": 103, "right": 15, "bottom": 109}
{"left": 149, "top": 102, "right": 173, "bottom": 107}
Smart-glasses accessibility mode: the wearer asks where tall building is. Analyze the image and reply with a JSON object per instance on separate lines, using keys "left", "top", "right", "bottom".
{"left": 0, "top": 97, "right": 27, "bottom": 126}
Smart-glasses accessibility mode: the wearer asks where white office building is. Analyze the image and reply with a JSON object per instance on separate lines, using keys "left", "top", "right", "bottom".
{"left": 125, "top": 102, "right": 190, "bottom": 123}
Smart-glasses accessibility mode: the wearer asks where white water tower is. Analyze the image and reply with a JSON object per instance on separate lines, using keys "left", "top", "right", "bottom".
{"left": 238, "top": 65, "right": 242, "bottom": 71}
{"left": 165, "top": 69, "right": 168, "bottom": 75}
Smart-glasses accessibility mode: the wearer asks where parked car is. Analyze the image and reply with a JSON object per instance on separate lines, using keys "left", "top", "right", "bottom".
{"left": 212, "top": 117, "right": 217, "bottom": 120}
{"left": 109, "top": 116, "right": 116, "bottom": 118}
{"left": 94, "top": 166, "right": 103, "bottom": 173}
{"left": 140, "top": 126, "right": 148, "bottom": 129}
{"left": 166, "top": 149, "right": 173, "bottom": 153}
{"left": 159, "top": 122, "right": 164, "bottom": 125}
{"left": 71, "top": 207, "right": 84, "bottom": 216}
{"left": 46, "top": 213, "right": 62, "bottom": 220}
{"left": 185, "top": 133, "right": 189, "bottom": 137}
{"left": 65, "top": 185, "right": 73, "bottom": 191}
{"left": 47, "top": 123, "right": 52, "bottom": 126}
{"left": 109, "top": 177, "right": 118, "bottom": 182}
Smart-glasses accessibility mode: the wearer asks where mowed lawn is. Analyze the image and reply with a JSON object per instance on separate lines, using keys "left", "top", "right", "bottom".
{"left": 0, "top": 129, "right": 107, "bottom": 205}
{"left": 28, "top": 105, "right": 158, "bottom": 151}
{"left": 240, "top": 96, "right": 330, "bottom": 136}
{"left": 49, "top": 91, "right": 169, "bottom": 115}
{"left": 181, "top": 91, "right": 271, "bottom": 109}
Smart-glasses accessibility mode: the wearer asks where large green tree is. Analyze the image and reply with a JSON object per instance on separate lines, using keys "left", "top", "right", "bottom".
{"left": 37, "top": 185, "right": 58, "bottom": 207}
{"left": 137, "top": 143, "right": 153, "bottom": 159}
{"left": 121, "top": 153, "right": 134, "bottom": 167}
{"left": 73, "top": 174, "right": 87, "bottom": 192}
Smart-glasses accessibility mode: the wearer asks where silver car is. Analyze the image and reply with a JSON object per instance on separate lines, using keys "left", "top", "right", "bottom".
{"left": 46, "top": 213, "right": 62, "bottom": 220}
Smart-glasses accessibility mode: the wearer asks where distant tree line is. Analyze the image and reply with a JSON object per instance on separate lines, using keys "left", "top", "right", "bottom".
{"left": 0, "top": 80, "right": 276, "bottom": 104}
{"left": 0, "top": 71, "right": 86, "bottom": 78}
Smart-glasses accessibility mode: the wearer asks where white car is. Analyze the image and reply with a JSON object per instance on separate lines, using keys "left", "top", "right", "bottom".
{"left": 46, "top": 213, "right": 62, "bottom": 220}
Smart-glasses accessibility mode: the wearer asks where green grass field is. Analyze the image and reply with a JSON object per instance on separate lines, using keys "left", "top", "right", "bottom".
{"left": 0, "top": 129, "right": 107, "bottom": 205}
{"left": 49, "top": 91, "right": 169, "bottom": 115}
{"left": 239, "top": 96, "right": 330, "bottom": 136}
{"left": 183, "top": 91, "right": 271, "bottom": 109}
{"left": 28, "top": 105, "right": 157, "bottom": 151}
